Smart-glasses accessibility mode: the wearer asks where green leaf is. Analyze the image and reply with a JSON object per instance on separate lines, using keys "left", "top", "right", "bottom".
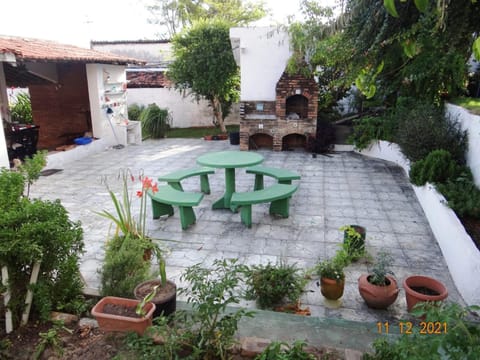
{"left": 403, "top": 39, "right": 418, "bottom": 58}
{"left": 414, "top": 0, "right": 429, "bottom": 12}
{"left": 473, "top": 37, "right": 480, "bottom": 61}
{"left": 384, "top": 0, "right": 399, "bottom": 17}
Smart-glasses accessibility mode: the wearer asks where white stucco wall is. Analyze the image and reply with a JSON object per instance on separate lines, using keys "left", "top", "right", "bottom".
{"left": 357, "top": 140, "right": 480, "bottom": 305}
{"left": 127, "top": 88, "right": 240, "bottom": 128}
{"left": 92, "top": 41, "right": 173, "bottom": 65}
{"left": 446, "top": 103, "right": 480, "bottom": 187}
{"left": 86, "top": 63, "right": 129, "bottom": 146}
{"left": 230, "top": 27, "right": 291, "bottom": 101}
{"left": 0, "top": 64, "right": 10, "bottom": 168}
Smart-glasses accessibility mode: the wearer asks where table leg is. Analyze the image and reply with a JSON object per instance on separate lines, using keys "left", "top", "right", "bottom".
{"left": 212, "top": 168, "right": 236, "bottom": 210}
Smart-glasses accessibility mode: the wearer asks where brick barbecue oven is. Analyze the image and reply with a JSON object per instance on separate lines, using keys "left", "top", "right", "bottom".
{"left": 239, "top": 71, "right": 318, "bottom": 151}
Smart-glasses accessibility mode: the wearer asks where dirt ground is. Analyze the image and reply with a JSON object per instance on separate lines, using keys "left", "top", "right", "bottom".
{"left": 0, "top": 320, "right": 129, "bottom": 360}
{"left": 0, "top": 319, "right": 345, "bottom": 360}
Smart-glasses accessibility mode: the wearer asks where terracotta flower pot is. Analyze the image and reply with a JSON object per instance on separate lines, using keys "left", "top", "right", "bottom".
{"left": 320, "top": 277, "right": 345, "bottom": 300}
{"left": 91, "top": 296, "right": 155, "bottom": 335}
{"left": 134, "top": 279, "right": 177, "bottom": 318}
{"left": 403, "top": 275, "right": 448, "bottom": 312}
{"left": 358, "top": 274, "right": 399, "bottom": 309}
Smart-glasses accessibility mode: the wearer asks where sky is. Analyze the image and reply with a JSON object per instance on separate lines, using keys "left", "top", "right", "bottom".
{"left": 0, "top": 0, "right": 328, "bottom": 48}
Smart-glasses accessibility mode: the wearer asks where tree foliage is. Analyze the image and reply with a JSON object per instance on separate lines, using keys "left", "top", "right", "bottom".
{"left": 147, "top": 0, "right": 268, "bottom": 39}
{"left": 168, "top": 19, "right": 239, "bottom": 132}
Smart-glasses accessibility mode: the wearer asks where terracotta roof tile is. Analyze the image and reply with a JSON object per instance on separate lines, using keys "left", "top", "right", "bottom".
{"left": 0, "top": 35, "right": 144, "bottom": 65}
{"left": 126, "top": 70, "right": 171, "bottom": 88}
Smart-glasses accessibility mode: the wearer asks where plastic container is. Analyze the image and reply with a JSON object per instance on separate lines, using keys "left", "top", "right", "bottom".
{"left": 74, "top": 137, "right": 93, "bottom": 145}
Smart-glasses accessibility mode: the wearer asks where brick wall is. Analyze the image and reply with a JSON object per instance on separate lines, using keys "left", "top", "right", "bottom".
{"left": 30, "top": 63, "right": 91, "bottom": 149}
{"left": 240, "top": 72, "right": 318, "bottom": 151}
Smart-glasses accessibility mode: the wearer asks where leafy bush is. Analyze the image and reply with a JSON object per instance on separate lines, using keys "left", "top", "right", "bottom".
{"left": 0, "top": 169, "right": 24, "bottom": 210}
{"left": 10, "top": 92, "right": 33, "bottom": 124}
{"left": 349, "top": 114, "right": 397, "bottom": 150}
{"left": 395, "top": 101, "right": 467, "bottom": 163}
{"left": 255, "top": 340, "right": 316, "bottom": 360}
{"left": 177, "top": 258, "right": 254, "bottom": 359}
{"left": 127, "top": 103, "right": 145, "bottom": 121}
{"left": 306, "top": 118, "right": 335, "bottom": 154}
{"left": 244, "top": 262, "right": 306, "bottom": 309}
{"left": 100, "top": 234, "right": 151, "bottom": 298}
{"left": 409, "top": 150, "right": 463, "bottom": 186}
{"left": 0, "top": 197, "right": 84, "bottom": 322}
{"left": 140, "top": 103, "right": 172, "bottom": 138}
{"left": 437, "top": 171, "right": 480, "bottom": 219}
{"left": 364, "top": 303, "right": 480, "bottom": 360}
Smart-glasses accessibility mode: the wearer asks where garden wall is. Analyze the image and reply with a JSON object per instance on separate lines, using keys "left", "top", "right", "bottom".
{"left": 356, "top": 140, "right": 480, "bottom": 306}
{"left": 445, "top": 103, "right": 480, "bottom": 187}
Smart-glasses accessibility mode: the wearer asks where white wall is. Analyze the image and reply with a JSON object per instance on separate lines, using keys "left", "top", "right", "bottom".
{"left": 0, "top": 64, "right": 10, "bottom": 168}
{"left": 86, "top": 64, "right": 129, "bottom": 146}
{"left": 92, "top": 42, "right": 173, "bottom": 65}
{"left": 230, "top": 27, "right": 291, "bottom": 101}
{"left": 127, "top": 88, "right": 239, "bottom": 128}
{"left": 446, "top": 103, "right": 480, "bottom": 187}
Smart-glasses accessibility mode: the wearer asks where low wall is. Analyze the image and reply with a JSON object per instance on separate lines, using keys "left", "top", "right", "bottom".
{"left": 127, "top": 88, "right": 240, "bottom": 128}
{"left": 357, "top": 140, "right": 480, "bottom": 305}
{"left": 445, "top": 103, "right": 480, "bottom": 187}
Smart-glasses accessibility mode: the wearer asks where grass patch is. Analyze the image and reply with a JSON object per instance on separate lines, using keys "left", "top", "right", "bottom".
{"left": 450, "top": 97, "right": 480, "bottom": 115}
{"left": 166, "top": 125, "right": 239, "bottom": 138}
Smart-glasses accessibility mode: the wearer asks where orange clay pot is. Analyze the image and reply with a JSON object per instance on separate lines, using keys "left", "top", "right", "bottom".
{"left": 320, "top": 277, "right": 345, "bottom": 300}
{"left": 91, "top": 296, "right": 155, "bottom": 335}
{"left": 403, "top": 275, "right": 448, "bottom": 312}
{"left": 358, "top": 274, "right": 399, "bottom": 309}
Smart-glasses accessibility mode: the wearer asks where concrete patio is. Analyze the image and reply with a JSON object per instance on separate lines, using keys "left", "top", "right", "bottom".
{"left": 30, "top": 138, "right": 464, "bottom": 331}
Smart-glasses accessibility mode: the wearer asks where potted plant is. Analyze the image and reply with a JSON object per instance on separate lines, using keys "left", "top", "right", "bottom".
{"left": 340, "top": 225, "right": 366, "bottom": 260}
{"left": 134, "top": 260, "right": 177, "bottom": 318}
{"left": 358, "top": 251, "right": 399, "bottom": 309}
{"left": 97, "top": 170, "right": 175, "bottom": 309}
{"left": 316, "top": 250, "right": 349, "bottom": 300}
{"left": 91, "top": 296, "right": 155, "bottom": 335}
{"left": 244, "top": 262, "right": 306, "bottom": 310}
{"left": 403, "top": 275, "right": 448, "bottom": 312}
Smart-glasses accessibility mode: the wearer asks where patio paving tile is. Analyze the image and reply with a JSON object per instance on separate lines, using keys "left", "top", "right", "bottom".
{"left": 30, "top": 138, "right": 465, "bottom": 329}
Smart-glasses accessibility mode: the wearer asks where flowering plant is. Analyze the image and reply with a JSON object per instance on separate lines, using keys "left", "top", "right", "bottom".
{"left": 96, "top": 170, "right": 167, "bottom": 286}
{"left": 316, "top": 249, "right": 349, "bottom": 283}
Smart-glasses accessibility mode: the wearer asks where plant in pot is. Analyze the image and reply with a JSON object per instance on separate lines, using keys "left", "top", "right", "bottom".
{"left": 95, "top": 170, "right": 175, "bottom": 328}
{"left": 244, "top": 262, "right": 307, "bottom": 311}
{"left": 358, "top": 251, "right": 399, "bottom": 309}
{"left": 340, "top": 225, "right": 366, "bottom": 260}
{"left": 316, "top": 250, "right": 349, "bottom": 301}
{"left": 403, "top": 275, "right": 448, "bottom": 312}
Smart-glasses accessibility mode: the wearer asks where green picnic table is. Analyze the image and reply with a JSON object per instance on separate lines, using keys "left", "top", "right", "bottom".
{"left": 196, "top": 150, "right": 264, "bottom": 210}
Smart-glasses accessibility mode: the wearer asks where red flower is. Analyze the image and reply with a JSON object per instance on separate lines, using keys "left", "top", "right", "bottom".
{"left": 136, "top": 190, "right": 143, "bottom": 198}
{"left": 142, "top": 177, "right": 153, "bottom": 190}
{"left": 151, "top": 183, "right": 158, "bottom": 194}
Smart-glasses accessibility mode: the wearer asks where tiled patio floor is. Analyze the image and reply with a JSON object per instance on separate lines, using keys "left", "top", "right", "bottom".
{"left": 30, "top": 138, "right": 464, "bottom": 325}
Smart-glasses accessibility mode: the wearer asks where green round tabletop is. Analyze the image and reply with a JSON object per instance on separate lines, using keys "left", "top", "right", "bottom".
{"left": 197, "top": 151, "right": 264, "bottom": 168}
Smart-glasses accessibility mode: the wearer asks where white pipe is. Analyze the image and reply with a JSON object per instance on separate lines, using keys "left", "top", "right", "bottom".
{"left": 21, "top": 261, "right": 41, "bottom": 326}
{"left": 2, "top": 266, "right": 13, "bottom": 333}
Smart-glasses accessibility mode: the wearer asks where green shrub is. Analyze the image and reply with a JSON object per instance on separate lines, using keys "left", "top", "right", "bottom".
{"left": 244, "top": 262, "right": 306, "bottom": 309}
{"left": 10, "top": 92, "right": 33, "bottom": 124}
{"left": 364, "top": 303, "right": 480, "bottom": 360}
{"left": 0, "top": 197, "right": 84, "bottom": 323}
{"left": 127, "top": 103, "right": 145, "bottom": 121}
{"left": 255, "top": 340, "right": 316, "bottom": 360}
{"left": 100, "top": 234, "right": 151, "bottom": 298}
{"left": 139, "top": 103, "right": 172, "bottom": 138}
{"left": 437, "top": 171, "right": 480, "bottom": 219}
{"left": 395, "top": 101, "right": 467, "bottom": 163}
{"left": 0, "top": 169, "right": 24, "bottom": 210}
{"left": 349, "top": 114, "right": 397, "bottom": 150}
{"left": 409, "top": 150, "right": 463, "bottom": 186}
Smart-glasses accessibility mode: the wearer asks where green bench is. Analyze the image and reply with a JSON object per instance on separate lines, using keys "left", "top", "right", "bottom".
{"left": 148, "top": 186, "right": 204, "bottom": 230}
{"left": 230, "top": 184, "right": 298, "bottom": 228}
{"left": 158, "top": 167, "right": 214, "bottom": 194}
{"left": 245, "top": 166, "right": 301, "bottom": 190}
